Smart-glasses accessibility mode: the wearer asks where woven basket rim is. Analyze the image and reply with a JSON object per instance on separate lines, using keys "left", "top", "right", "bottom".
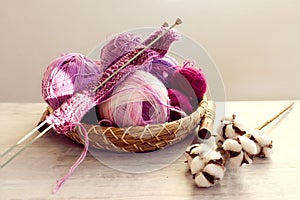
{"left": 39, "top": 95, "right": 208, "bottom": 152}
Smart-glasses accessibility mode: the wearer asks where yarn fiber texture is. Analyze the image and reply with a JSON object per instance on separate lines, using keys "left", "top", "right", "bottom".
{"left": 99, "top": 32, "right": 179, "bottom": 87}
{"left": 168, "top": 88, "right": 194, "bottom": 121}
{"left": 170, "top": 62, "right": 207, "bottom": 102}
{"left": 100, "top": 33, "right": 143, "bottom": 69}
{"left": 150, "top": 55, "right": 178, "bottom": 86}
{"left": 96, "top": 70, "right": 169, "bottom": 127}
{"left": 41, "top": 53, "right": 103, "bottom": 110}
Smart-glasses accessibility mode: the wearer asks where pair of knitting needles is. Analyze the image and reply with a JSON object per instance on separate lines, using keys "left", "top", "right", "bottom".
{"left": 0, "top": 18, "right": 183, "bottom": 168}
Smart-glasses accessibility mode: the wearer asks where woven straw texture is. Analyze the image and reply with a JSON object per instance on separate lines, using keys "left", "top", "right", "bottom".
{"left": 39, "top": 96, "right": 208, "bottom": 153}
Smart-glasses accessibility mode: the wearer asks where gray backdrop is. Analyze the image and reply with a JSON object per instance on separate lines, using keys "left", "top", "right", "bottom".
{"left": 1, "top": 0, "right": 299, "bottom": 102}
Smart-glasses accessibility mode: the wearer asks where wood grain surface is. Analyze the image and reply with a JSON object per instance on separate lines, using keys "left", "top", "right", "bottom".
{"left": 0, "top": 101, "right": 299, "bottom": 200}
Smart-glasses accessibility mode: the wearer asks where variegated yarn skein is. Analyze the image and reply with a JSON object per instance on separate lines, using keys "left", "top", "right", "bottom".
{"left": 42, "top": 53, "right": 103, "bottom": 110}
{"left": 97, "top": 70, "right": 170, "bottom": 127}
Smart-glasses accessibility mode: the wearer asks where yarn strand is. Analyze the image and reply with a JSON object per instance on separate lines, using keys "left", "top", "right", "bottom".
{"left": 52, "top": 123, "right": 89, "bottom": 193}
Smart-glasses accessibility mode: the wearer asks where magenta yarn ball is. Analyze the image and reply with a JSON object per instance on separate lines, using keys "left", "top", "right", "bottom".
{"left": 168, "top": 89, "right": 194, "bottom": 121}
{"left": 170, "top": 65, "right": 207, "bottom": 102}
{"left": 42, "top": 53, "right": 103, "bottom": 110}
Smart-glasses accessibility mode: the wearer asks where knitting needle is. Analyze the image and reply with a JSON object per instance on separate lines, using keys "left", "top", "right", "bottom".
{"left": 1, "top": 124, "right": 54, "bottom": 168}
{"left": 1, "top": 18, "right": 182, "bottom": 167}
{"left": 1, "top": 121, "right": 48, "bottom": 158}
{"left": 92, "top": 18, "right": 182, "bottom": 92}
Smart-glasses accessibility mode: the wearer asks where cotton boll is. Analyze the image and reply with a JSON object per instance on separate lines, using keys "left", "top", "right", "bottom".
{"left": 185, "top": 144, "right": 210, "bottom": 167}
{"left": 191, "top": 144, "right": 212, "bottom": 158}
{"left": 255, "top": 143, "right": 262, "bottom": 155}
{"left": 222, "top": 139, "right": 245, "bottom": 169}
{"left": 232, "top": 119, "right": 247, "bottom": 133}
{"left": 228, "top": 151, "right": 244, "bottom": 169}
{"left": 246, "top": 130, "right": 273, "bottom": 158}
{"left": 225, "top": 125, "right": 238, "bottom": 138}
{"left": 194, "top": 172, "right": 213, "bottom": 187}
{"left": 185, "top": 144, "right": 201, "bottom": 156}
{"left": 222, "top": 139, "right": 242, "bottom": 153}
{"left": 204, "top": 151, "right": 223, "bottom": 164}
{"left": 238, "top": 136, "right": 258, "bottom": 155}
{"left": 220, "top": 114, "right": 247, "bottom": 136}
{"left": 185, "top": 143, "right": 217, "bottom": 169}
{"left": 202, "top": 164, "right": 225, "bottom": 183}
{"left": 216, "top": 122, "right": 242, "bottom": 147}
{"left": 261, "top": 147, "right": 273, "bottom": 158}
{"left": 194, "top": 164, "right": 225, "bottom": 187}
{"left": 190, "top": 156, "right": 206, "bottom": 175}
{"left": 251, "top": 130, "right": 273, "bottom": 147}
{"left": 185, "top": 144, "right": 201, "bottom": 167}
{"left": 242, "top": 153, "right": 253, "bottom": 165}
{"left": 216, "top": 123, "right": 237, "bottom": 146}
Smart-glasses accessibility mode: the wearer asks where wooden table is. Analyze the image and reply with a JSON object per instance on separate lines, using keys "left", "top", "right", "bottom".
{"left": 1, "top": 101, "right": 299, "bottom": 200}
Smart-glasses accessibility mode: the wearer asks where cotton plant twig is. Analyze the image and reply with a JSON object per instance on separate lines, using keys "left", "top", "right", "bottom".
{"left": 255, "top": 102, "right": 294, "bottom": 130}
{"left": 185, "top": 102, "right": 294, "bottom": 187}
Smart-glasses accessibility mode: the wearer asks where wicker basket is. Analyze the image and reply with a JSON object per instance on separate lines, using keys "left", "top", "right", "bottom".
{"left": 39, "top": 95, "right": 210, "bottom": 153}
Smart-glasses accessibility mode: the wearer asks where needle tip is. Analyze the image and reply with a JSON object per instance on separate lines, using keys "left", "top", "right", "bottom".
{"left": 162, "top": 22, "right": 169, "bottom": 27}
{"left": 175, "top": 18, "right": 183, "bottom": 25}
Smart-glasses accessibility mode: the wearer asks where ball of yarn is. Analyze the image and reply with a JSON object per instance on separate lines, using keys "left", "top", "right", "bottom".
{"left": 170, "top": 62, "right": 207, "bottom": 102}
{"left": 168, "top": 89, "right": 195, "bottom": 121}
{"left": 96, "top": 70, "right": 169, "bottom": 127}
{"left": 100, "top": 33, "right": 143, "bottom": 69}
{"left": 99, "top": 32, "right": 178, "bottom": 87}
{"left": 42, "top": 53, "right": 103, "bottom": 110}
{"left": 150, "top": 55, "right": 178, "bottom": 86}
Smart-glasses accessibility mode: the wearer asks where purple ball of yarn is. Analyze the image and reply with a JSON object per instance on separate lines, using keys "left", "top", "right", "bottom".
{"left": 42, "top": 53, "right": 103, "bottom": 110}
{"left": 150, "top": 55, "right": 178, "bottom": 86}
{"left": 100, "top": 33, "right": 143, "bottom": 69}
{"left": 170, "top": 63, "right": 207, "bottom": 102}
{"left": 168, "top": 89, "right": 195, "bottom": 121}
{"left": 100, "top": 32, "right": 178, "bottom": 87}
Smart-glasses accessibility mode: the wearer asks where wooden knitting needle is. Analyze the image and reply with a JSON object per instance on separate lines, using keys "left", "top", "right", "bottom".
{"left": 0, "top": 18, "right": 182, "bottom": 168}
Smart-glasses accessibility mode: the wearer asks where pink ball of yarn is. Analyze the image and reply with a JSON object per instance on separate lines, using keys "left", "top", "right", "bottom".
{"left": 168, "top": 89, "right": 195, "bottom": 121}
{"left": 96, "top": 70, "right": 169, "bottom": 127}
{"left": 100, "top": 33, "right": 142, "bottom": 68}
{"left": 170, "top": 63, "right": 207, "bottom": 102}
{"left": 42, "top": 53, "right": 103, "bottom": 110}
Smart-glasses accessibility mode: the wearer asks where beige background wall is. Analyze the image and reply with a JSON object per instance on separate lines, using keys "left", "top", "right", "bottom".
{"left": 0, "top": 0, "right": 299, "bottom": 102}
